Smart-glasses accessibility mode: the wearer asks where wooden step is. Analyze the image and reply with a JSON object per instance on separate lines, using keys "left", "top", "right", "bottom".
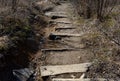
{"left": 45, "top": 12, "right": 67, "bottom": 15}
{"left": 49, "top": 20, "right": 72, "bottom": 24}
{"left": 50, "top": 21, "right": 72, "bottom": 24}
{"left": 51, "top": 33, "right": 85, "bottom": 37}
{"left": 55, "top": 26, "right": 76, "bottom": 29}
{"left": 52, "top": 78, "right": 115, "bottom": 81}
{"left": 45, "top": 12, "right": 68, "bottom": 18}
{"left": 40, "top": 63, "right": 92, "bottom": 76}
{"left": 41, "top": 48, "right": 81, "bottom": 52}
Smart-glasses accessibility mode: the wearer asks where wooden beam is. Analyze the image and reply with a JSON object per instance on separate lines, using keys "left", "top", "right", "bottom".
{"left": 41, "top": 48, "right": 80, "bottom": 52}
{"left": 45, "top": 12, "right": 67, "bottom": 15}
{"left": 45, "top": 12, "right": 68, "bottom": 18}
{"left": 52, "top": 78, "right": 115, "bottom": 81}
{"left": 52, "top": 78, "right": 90, "bottom": 81}
{"left": 49, "top": 20, "right": 72, "bottom": 24}
{"left": 40, "top": 63, "right": 92, "bottom": 76}
{"left": 55, "top": 27, "right": 76, "bottom": 29}
{"left": 51, "top": 33, "right": 85, "bottom": 37}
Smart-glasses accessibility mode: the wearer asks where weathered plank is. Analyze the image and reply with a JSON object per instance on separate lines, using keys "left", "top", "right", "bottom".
{"left": 52, "top": 78, "right": 115, "bottom": 81}
{"left": 45, "top": 12, "right": 68, "bottom": 18}
{"left": 40, "top": 63, "right": 92, "bottom": 76}
{"left": 55, "top": 26, "right": 76, "bottom": 29}
{"left": 52, "top": 78, "right": 90, "bottom": 81}
{"left": 41, "top": 48, "right": 80, "bottom": 51}
{"left": 51, "top": 33, "right": 84, "bottom": 37}
{"left": 49, "top": 20, "right": 72, "bottom": 24}
{"left": 45, "top": 12, "right": 67, "bottom": 15}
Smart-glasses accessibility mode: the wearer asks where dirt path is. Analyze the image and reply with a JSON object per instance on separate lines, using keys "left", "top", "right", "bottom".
{"left": 40, "top": 0, "right": 119, "bottom": 81}
{"left": 43, "top": 0, "right": 91, "bottom": 64}
{"left": 40, "top": 0, "right": 92, "bottom": 79}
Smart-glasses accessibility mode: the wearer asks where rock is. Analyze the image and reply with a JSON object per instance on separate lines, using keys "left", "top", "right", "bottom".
{"left": 13, "top": 68, "right": 35, "bottom": 81}
{"left": 49, "top": 33, "right": 61, "bottom": 40}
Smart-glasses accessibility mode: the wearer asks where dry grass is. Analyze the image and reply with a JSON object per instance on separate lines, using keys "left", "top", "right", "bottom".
{"left": 0, "top": 0, "right": 48, "bottom": 81}
{"left": 81, "top": 31, "right": 120, "bottom": 78}
{"left": 79, "top": 8, "right": 120, "bottom": 77}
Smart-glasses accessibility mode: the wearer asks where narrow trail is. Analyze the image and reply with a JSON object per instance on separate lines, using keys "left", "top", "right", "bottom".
{"left": 40, "top": 0, "right": 116, "bottom": 81}
{"left": 43, "top": 0, "right": 90, "bottom": 65}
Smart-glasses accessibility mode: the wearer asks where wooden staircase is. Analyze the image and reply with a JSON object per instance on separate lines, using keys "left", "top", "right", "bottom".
{"left": 39, "top": 0, "right": 119, "bottom": 81}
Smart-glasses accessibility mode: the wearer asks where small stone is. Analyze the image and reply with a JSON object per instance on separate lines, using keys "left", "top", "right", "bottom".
{"left": 78, "top": 56, "right": 81, "bottom": 59}
{"left": 70, "top": 74, "right": 76, "bottom": 79}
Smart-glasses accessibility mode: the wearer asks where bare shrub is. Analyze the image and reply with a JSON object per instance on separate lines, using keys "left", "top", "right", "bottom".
{"left": 70, "top": 0, "right": 120, "bottom": 20}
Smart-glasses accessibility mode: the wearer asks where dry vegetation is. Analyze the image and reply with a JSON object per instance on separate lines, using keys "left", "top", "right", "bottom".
{"left": 0, "top": 0, "right": 49, "bottom": 81}
{"left": 70, "top": 0, "right": 120, "bottom": 78}
{"left": 70, "top": 0, "right": 120, "bottom": 20}
{"left": 0, "top": 0, "right": 119, "bottom": 80}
